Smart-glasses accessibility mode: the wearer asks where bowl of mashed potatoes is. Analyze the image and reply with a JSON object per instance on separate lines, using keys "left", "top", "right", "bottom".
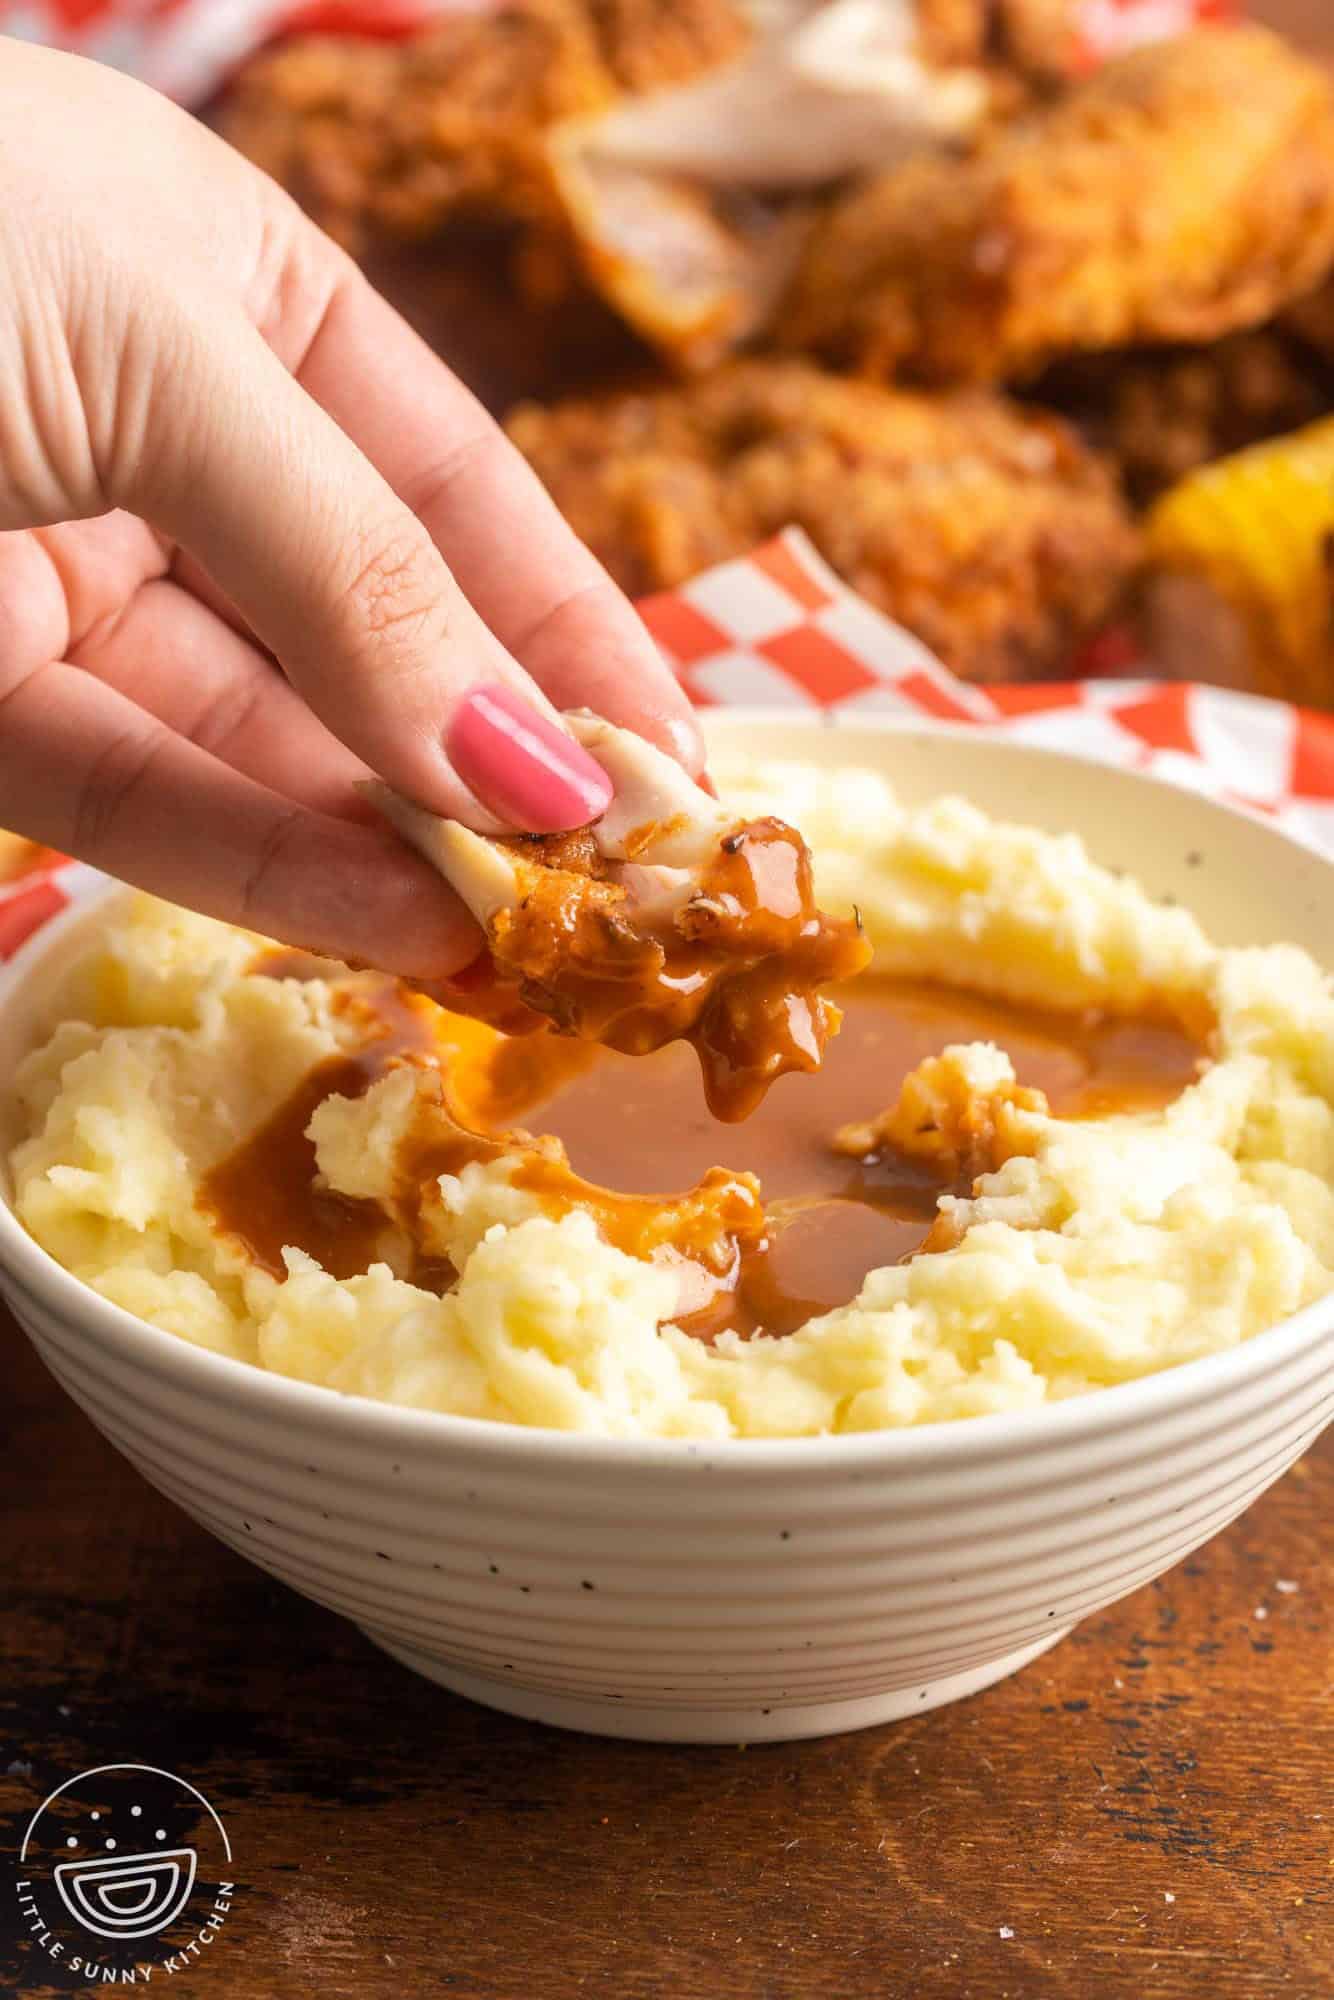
{"left": 1, "top": 715, "right": 1331, "bottom": 1741}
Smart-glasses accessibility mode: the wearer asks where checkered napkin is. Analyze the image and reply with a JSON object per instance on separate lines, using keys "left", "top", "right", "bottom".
{"left": 2, "top": 526, "right": 1330, "bottom": 966}
{"left": 640, "top": 530, "right": 1334, "bottom": 859}
{"left": 0, "top": 0, "right": 1235, "bottom": 104}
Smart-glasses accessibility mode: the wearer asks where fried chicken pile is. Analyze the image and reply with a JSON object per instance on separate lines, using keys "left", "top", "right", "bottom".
{"left": 1037, "top": 333, "right": 1334, "bottom": 507}
{"left": 508, "top": 359, "right": 1138, "bottom": 682}
{"left": 783, "top": 26, "right": 1334, "bottom": 385}
{"left": 222, "top": 11, "right": 1334, "bottom": 700}
{"left": 221, "top": 0, "right": 749, "bottom": 251}
{"left": 914, "top": 0, "right": 1086, "bottom": 94}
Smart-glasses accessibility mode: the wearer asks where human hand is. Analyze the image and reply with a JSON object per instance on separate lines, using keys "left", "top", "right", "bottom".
{"left": 0, "top": 39, "right": 703, "bottom": 975}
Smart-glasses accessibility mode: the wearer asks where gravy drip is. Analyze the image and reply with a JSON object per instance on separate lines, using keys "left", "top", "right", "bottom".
{"left": 197, "top": 974, "right": 442, "bottom": 1282}
{"left": 433, "top": 815, "right": 872, "bottom": 1122}
{"left": 530, "top": 978, "right": 1205, "bottom": 1336}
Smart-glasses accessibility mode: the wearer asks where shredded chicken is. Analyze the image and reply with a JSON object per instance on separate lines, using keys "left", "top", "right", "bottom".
{"left": 368, "top": 712, "right": 870, "bottom": 1120}
{"left": 1039, "top": 331, "right": 1334, "bottom": 507}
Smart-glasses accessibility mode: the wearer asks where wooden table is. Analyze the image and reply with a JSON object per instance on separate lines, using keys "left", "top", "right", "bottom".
{"left": 3, "top": 1328, "right": 1330, "bottom": 1999}
{"left": 3, "top": 2, "right": 1333, "bottom": 1993}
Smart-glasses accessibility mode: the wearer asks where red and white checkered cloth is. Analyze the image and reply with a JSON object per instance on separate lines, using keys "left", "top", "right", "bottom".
{"left": 0, "top": 0, "right": 1233, "bottom": 103}
{"left": 641, "top": 531, "right": 1334, "bottom": 859}
{"left": 2, "top": 527, "right": 1330, "bottom": 965}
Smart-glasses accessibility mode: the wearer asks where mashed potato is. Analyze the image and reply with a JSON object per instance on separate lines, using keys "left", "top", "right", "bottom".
{"left": 9, "top": 760, "right": 1334, "bottom": 1438}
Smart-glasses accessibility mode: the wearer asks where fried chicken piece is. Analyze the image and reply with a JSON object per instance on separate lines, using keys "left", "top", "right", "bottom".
{"left": 1039, "top": 332, "right": 1334, "bottom": 506}
{"left": 507, "top": 359, "right": 1139, "bottom": 682}
{"left": 784, "top": 26, "right": 1334, "bottom": 386}
{"left": 541, "top": 0, "right": 992, "bottom": 370}
{"left": 585, "top": 0, "right": 750, "bottom": 94}
{"left": 915, "top": 0, "right": 1084, "bottom": 92}
{"left": 221, "top": 0, "right": 747, "bottom": 251}
{"left": 1279, "top": 276, "right": 1334, "bottom": 366}
{"left": 367, "top": 711, "right": 871, "bottom": 1121}
{"left": 831, "top": 1046, "right": 1048, "bottom": 1183}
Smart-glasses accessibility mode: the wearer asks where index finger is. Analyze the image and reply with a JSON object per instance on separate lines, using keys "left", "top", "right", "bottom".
{"left": 284, "top": 243, "right": 706, "bottom": 778}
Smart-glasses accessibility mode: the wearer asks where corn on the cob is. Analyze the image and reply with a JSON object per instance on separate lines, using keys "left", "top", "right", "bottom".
{"left": 1143, "top": 416, "right": 1334, "bottom": 708}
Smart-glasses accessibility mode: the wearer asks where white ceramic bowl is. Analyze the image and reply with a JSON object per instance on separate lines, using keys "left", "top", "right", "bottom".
{"left": 2, "top": 716, "right": 1331, "bottom": 1743}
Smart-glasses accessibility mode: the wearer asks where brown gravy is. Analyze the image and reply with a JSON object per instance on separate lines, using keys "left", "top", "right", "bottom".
{"left": 199, "top": 966, "right": 1204, "bottom": 1337}
{"left": 529, "top": 979, "right": 1204, "bottom": 1336}
{"left": 442, "top": 814, "right": 872, "bottom": 1122}
{"left": 197, "top": 975, "right": 443, "bottom": 1283}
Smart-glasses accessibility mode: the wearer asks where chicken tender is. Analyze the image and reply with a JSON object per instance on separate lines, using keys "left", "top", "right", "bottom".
{"left": 368, "top": 711, "right": 871, "bottom": 1121}
{"left": 784, "top": 26, "right": 1334, "bottom": 385}
{"left": 507, "top": 360, "right": 1139, "bottom": 683}
{"left": 221, "top": 0, "right": 748, "bottom": 251}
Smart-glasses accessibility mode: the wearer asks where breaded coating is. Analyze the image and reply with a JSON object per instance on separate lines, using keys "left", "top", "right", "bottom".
{"left": 1041, "top": 332, "right": 1334, "bottom": 506}
{"left": 583, "top": 0, "right": 748, "bottom": 94}
{"left": 916, "top": 0, "right": 1084, "bottom": 91}
{"left": 221, "top": 0, "right": 747, "bottom": 250}
{"left": 784, "top": 26, "right": 1334, "bottom": 386}
{"left": 1280, "top": 275, "right": 1334, "bottom": 365}
{"left": 507, "top": 360, "right": 1139, "bottom": 683}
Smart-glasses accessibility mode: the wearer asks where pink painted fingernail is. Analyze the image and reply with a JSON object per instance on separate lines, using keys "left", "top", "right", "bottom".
{"left": 448, "top": 685, "right": 613, "bottom": 830}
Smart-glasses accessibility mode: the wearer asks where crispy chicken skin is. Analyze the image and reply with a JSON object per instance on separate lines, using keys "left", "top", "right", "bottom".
{"left": 1040, "top": 332, "right": 1334, "bottom": 507}
{"left": 915, "top": 0, "right": 1084, "bottom": 92}
{"left": 784, "top": 26, "right": 1334, "bottom": 386}
{"left": 507, "top": 360, "right": 1139, "bottom": 683}
{"left": 221, "top": 0, "right": 748, "bottom": 250}
{"left": 1280, "top": 276, "right": 1334, "bottom": 366}
{"left": 369, "top": 712, "right": 872, "bottom": 1121}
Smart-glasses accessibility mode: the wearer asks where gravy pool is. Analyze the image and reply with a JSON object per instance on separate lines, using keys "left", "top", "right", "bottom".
{"left": 531, "top": 979, "right": 1203, "bottom": 1334}
{"left": 200, "top": 970, "right": 1203, "bottom": 1340}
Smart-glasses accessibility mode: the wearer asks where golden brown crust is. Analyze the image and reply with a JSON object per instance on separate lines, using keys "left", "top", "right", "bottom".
{"left": 784, "top": 26, "right": 1334, "bottom": 386}
{"left": 507, "top": 359, "right": 1139, "bottom": 683}
{"left": 915, "top": 0, "right": 1084, "bottom": 89}
{"left": 1279, "top": 275, "right": 1334, "bottom": 365}
{"left": 583, "top": 0, "right": 749, "bottom": 94}
{"left": 1039, "top": 332, "right": 1334, "bottom": 506}
{"left": 221, "top": 0, "right": 746, "bottom": 251}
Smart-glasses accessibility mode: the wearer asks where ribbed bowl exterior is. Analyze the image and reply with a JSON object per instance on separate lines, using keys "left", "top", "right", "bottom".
{"left": 5, "top": 720, "right": 1332, "bottom": 1739}
{"left": 9, "top": 1252, "right": 1332, "bottom": 1740}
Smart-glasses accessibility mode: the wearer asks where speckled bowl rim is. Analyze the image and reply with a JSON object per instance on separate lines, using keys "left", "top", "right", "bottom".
{"left": 1, "top": 715, "right": 1331, "bottom": 1475}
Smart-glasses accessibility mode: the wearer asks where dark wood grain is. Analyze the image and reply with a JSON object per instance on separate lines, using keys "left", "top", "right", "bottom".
{"left": 3, "top": 3, "right": 1333, "bottom": 1993}
{"left": 2, "top": 1316, "right": 1331, "bottom": 2000}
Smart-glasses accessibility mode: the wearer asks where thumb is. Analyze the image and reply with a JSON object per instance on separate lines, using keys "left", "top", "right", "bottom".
{"left": 111, "top": 297, "right": 613, "bottom": 834}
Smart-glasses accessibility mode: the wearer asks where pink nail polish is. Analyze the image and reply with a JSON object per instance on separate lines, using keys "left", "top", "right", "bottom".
{"left": 449, "top": 685, "right": 613, "bottom": 830}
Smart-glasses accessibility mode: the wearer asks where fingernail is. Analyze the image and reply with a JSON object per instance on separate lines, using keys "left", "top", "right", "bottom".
{"left": 448, "top": 684, "right": 613, "bottom": 830}
{"left": 662, "top": 711, "right": 708, "bottom": 779}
